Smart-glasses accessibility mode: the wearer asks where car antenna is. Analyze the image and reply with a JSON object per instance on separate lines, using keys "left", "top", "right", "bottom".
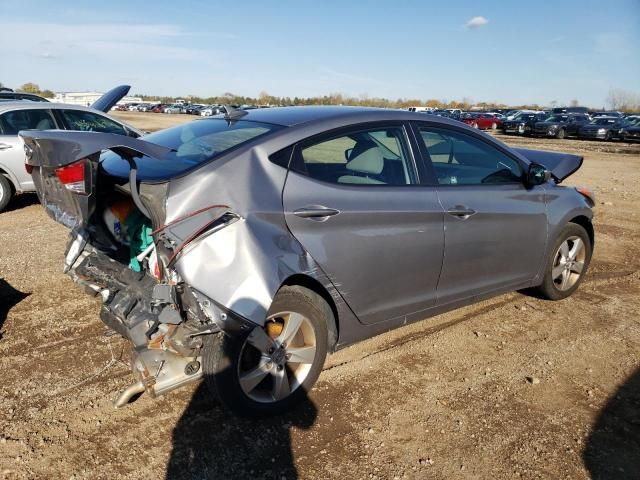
{"left": 222, "top": 105, "right": 248, "bottom": 123}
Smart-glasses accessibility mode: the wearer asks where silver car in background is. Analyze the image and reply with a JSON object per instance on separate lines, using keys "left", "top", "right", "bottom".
{"left": 20, "top": 104, "right": 595, "bottom": 417}
{"left": 0, "top": 86, "right": 140, "bottom": 211}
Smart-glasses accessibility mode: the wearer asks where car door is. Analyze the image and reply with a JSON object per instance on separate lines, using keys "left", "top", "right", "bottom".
{"left": 282, "top": 123, "right": 445, "bottom": 325}
{"left": 411, "top": 122, "right": 548, "bottom": 306}
{"left": 0, "top": 108, "right": 58, "bottom": 191}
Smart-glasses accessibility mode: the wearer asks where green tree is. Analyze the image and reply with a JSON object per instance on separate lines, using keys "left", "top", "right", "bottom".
{"left": 19, "top": 83, "right": 41, "bottom": 93}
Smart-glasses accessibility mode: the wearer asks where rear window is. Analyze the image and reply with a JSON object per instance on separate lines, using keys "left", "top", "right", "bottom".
{"left": 100, "top": 119, "right": 282, "bottom": 180}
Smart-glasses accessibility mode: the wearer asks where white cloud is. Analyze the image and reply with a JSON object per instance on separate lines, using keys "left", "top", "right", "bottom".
{"left": 465, "top": 16, "right": 489, "bottom": 29}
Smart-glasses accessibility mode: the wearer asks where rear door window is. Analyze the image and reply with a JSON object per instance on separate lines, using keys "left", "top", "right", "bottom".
{"left": 0, "top": 109, "right": 57, "bottom": 135}
{"left": 296, "top": 126, "right": 417, "bottom": 186}
{"left": 59, "top": 110, "right": 127, "bottom": 135}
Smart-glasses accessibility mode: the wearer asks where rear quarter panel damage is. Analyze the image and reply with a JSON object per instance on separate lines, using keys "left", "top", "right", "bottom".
{"left": 165, "top": 145, "right": 357, "bottom": 337}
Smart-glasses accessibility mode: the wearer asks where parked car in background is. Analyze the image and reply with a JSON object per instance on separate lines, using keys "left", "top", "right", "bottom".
{"left": 164, "top": 104, "right": 183, "bottom": 114}
{"left": 185, "top": 104, "right": 205, "bottom": 115}
{"left": 532, "top": 113, "right": 590, "bottom": 139}
{"left": 138, "top": 103, "right": 158, "bottom": 112}
{"left": 0, "top": 85, "right": 140, "bottom": 212}
{"left": 462, "top": 113, "right": 502, "bottom": 130}
{"left": 502, "top": 112, "right": 547, "bottom": 135}
{"left": 617, "top": 116, "right": 640, "bottom": 141}
{"left": 590, "top": 111, "right": 623, "bottom": 118}
{"left": 200, "top": 105, "right": 223, "bottom": 117}
{"left": 21, "top": 105, "right": 595, "bottom": 416}
{"left": 152, "top": 104, "right": 169, "bottom": 113}
{"left": 504, "top": 110, "right": 543, "bottom": 121}
{"left": 552, "top": 106, "right": 589, "bottom": 115}
{"left": 578, "top": 117, "right": 625, "bottom": 141}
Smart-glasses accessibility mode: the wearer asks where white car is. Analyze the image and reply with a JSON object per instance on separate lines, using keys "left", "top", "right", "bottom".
{"left": 0, "top": 86, "right": 141, "bottom": 211}
{"left": 163, "top": 105, "right": 183, "bottom": 114}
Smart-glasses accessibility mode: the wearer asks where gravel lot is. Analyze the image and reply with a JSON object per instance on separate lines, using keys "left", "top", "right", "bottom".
{"left": 1, "top": 113, "right": 639, "bottom": 479}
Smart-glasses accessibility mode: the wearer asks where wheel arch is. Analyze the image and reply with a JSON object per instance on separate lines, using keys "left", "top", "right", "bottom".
{"left": 568, "top": 215, "right": 594, "bottom": 250}
{"left": 280, "top": 274, "right": 339, "bottom": 352}
{"left": 0, "top": 166, "right": 18, "bottom": 192}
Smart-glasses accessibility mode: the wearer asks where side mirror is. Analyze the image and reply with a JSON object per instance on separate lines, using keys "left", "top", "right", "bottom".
{"left": 527, "top": 163, "right": 551, "bottom": 186}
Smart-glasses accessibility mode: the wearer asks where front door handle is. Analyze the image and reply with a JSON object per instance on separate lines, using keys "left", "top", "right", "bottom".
{"left": 0, "top": 143, "right": 13, "bottom": 150}
{"left": 447, "top": 206, "right": 476, "bottom": 218}
{"left": 293, "top": 206, "right": 340, "bottom": 219}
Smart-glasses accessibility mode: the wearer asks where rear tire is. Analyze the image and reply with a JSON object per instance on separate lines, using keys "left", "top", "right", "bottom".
{"left": 491, "top": 122, "right": 497, "bottom": 130}
{"left": 0, "top": 175, "right": 13, "bottom": 212}
{"left": 534, "top": 223, "right": 592, "bottom": 300}
{"left": 202, "top": 286, "right": 331, "bottom": 417}
{"left": 556, "top": 128, "right": 566, "bottom": 139}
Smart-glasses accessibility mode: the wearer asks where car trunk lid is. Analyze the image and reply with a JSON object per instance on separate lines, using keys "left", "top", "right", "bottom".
{"left": 20, "top": 130, "right": 172, "bottom": 228}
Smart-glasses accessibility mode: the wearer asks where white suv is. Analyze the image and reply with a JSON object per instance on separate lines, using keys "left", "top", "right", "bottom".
{"left": 0, "top": 86, "right": 139, "bottom": 211}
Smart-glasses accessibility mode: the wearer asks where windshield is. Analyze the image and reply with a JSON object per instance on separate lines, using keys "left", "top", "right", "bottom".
{"left": 590, "top": 118, "right": 618, "bottom": 125}
{"left": 100, "top": 119, "right": 282, "bottom": 180}
{"left": 544, "top": 115, "right": 568, "bottom": 123}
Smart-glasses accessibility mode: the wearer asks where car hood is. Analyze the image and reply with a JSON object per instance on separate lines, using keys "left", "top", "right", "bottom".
{"left": 90, "top": 85, "right": 131, "bottom": 112}
{"left": 535, "top": 121, "right": 564, "bottom": 127}
{"left": 583, "top": 124, "right": 618, "bottom": 130}
{"left": 512, "top": 148, "right": 583, "bottom": 183}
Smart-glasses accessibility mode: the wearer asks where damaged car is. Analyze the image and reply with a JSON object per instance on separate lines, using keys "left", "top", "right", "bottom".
{"left": 20, "top": 100, "right": 595, "bottom": 416}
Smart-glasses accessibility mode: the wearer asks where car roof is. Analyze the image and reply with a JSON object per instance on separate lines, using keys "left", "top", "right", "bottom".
{"left": 0, "top": 102, "right": 101, "bottom": 114}
{"left": 217, "top": 106, "right": 433, "bottom": 128}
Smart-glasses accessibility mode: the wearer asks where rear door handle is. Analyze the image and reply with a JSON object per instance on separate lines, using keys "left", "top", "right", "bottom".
{"left": 0, "top": 143, "right": 13, "bottom": 150}
{"left": 293, "top": 206, "right": 340, "bottom": 219}
{"left": 447, "top": 206, "right": 476, "bottom": 218}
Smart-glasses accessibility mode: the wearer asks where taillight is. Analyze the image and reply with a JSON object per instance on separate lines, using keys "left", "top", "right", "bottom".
{"left": 25, "top": 164, "right": 34, "bottom": 174}
{"left": 55, "top": 159, "right": 90, "bottom": 195}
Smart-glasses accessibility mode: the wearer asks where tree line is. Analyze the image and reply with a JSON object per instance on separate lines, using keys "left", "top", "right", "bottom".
{"left": 3, "top": 81, "right": 639, "bottom": 112}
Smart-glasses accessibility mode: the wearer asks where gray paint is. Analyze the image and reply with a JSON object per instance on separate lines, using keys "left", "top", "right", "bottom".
{"left": 21, "top": 107, "right": 593, "bottom": 350}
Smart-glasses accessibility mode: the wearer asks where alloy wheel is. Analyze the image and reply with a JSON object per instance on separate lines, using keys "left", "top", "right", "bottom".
{"left": 552, "top": 236, "right": 586, "bottom": 291}
{"left": 237, "top": 311, "right": 317, "bottom": 403}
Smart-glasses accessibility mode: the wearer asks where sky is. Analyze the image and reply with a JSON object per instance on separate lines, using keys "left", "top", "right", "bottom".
{"left": 0, "top": 0, "right": 638, "bottom": 107}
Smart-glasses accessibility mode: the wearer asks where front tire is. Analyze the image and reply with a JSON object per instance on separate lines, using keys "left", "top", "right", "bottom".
{"left": 491, "top": 122, "right": 497, "bottom": 130}
{"left": 556, "top": 128, "right": 566, "bottom": 139}
{"left": 535, "top": 223, "right": 592, "bottom": 300}
{"left": 203, "top": 286, "right": 331, "bottom": 417}
{"left": 0, "top": 175, "right": 13, "bottom": 212}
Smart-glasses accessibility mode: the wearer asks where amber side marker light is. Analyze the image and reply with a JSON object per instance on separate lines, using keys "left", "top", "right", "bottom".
{"left": 575, "top": 186, "right": 596, "bottom": 207}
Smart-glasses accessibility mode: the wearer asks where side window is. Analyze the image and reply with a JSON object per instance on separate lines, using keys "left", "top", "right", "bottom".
{"left": 298, "top": 126, "right": 416, "bottom": 186}
{"left": 0, "top": 109, "right": 56, "bottom": 135}
{"left": 60, "top": 110, "right": 126, "bottom": 135}
{"left": 416, "top": 126, "right": 523, "bottom": 186}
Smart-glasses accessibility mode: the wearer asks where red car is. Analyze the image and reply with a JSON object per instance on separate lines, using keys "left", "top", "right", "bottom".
{"left": 152, "top": 104, "right": 169, "bottom": 113}
{"left": 462, "top": 113, "right": 502, "bottom": 130}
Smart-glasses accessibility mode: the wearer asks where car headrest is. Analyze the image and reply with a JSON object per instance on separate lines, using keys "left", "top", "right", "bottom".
{"left": 346, "top": 145, "right": 384, "bottom": 175}
{"left": 36, "top": 118, "right": 54, "bottom": 130}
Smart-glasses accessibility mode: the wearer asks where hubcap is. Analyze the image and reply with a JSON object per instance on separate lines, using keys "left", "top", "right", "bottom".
{"left": 552, "top": 236, "right": 586, "bottom": 291}
{"left": 237, "top": 311, "right": 317, "bottom": 403}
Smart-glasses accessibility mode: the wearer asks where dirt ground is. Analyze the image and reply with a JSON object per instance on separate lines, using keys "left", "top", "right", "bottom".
{"left": 1, "top": 113, "right": 639, "bottom": 480}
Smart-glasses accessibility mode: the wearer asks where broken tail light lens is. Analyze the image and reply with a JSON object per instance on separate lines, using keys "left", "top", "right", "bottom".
{"left": 55, "top": 159, "right": 90, "bottom": 195}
